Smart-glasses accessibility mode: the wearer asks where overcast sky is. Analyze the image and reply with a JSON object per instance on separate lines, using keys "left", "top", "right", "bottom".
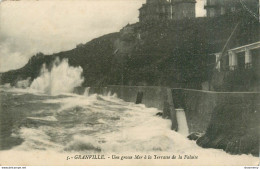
{"left": 0, "top": 0, "right": 206, "bottom": 72}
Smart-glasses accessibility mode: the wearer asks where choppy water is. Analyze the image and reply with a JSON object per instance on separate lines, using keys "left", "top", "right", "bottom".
{"left": 0, "top": 58, "right": 258, "bottom": 165}
{"left": 0, "top": 87, "right": 258, "bottom": 165}
{"left": 0, "top": 87, "right": 172, "bottom": 152}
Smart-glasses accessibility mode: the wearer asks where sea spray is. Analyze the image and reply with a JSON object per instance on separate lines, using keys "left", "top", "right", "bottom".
{"left": 30, "top": 58, "right": 84, "bottom": 95}
{"left": 15, "top": 77, "right": 31, "bottom": 89}
{"left": 84, "top": 87, "right": 90, "bottom": 96}
{"left": 175, "top": 109, "right": 189, "bottom": 136}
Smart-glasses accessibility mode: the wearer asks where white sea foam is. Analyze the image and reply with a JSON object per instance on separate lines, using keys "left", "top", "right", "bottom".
{"left": 84, "top": 87, "right": 90, "bottom": 96}
{"left": 0, "top": 89, "right": 258, "bottom": 166}
{"left": 13, "top": 127, "right": 62, "bottom": 151}
{"left": 0, "top": 85, "right": 47, "bottom": 96}
{"left": 2, "top": 83, "right": 11, "bottom": 88}
{"left": 27, "top": 116, "right": 58, "bottom": 122}
{"left": 15, "top": 77, "right": 31, "bottom": 89}
{"left": 176, "top": 109, "right": 189, "bottom": 136}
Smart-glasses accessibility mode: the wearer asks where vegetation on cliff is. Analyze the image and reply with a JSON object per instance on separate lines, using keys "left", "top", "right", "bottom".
{"left": 1, "top": 11, "right": 259, "bottom": 89}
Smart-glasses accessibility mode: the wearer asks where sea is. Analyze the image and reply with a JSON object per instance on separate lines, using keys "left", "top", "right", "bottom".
{"left": 0, "top": 58, "right": 258, "bottom": 166}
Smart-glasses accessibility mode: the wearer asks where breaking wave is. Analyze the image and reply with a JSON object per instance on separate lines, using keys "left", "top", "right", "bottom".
{"left": 30, "top": 58, "right": 84, "bottom": 95}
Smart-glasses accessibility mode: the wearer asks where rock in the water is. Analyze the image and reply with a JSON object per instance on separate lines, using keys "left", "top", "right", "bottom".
{"left": 187, "top": 132, "right": 203, "bottom": 141}
{"left": 156, "top": 112, "right": 163, "bottom": 117}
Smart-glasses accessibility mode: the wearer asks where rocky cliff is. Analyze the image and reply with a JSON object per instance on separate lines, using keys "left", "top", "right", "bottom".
{"left": 1, "top": 11, "right": 259, "bottom": 89}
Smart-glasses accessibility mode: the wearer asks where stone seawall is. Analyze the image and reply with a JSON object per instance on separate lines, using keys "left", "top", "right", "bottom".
{"left": 73, "top": 86, "right": 259, "bottom": 156}
{"left": 74, "top": 85, "right": 177, "bottom": 129}
{"left": 171, "top": 88, "right": 259, "bottom": 156}
{"left": 171, "top": 89, "right": 260, "bottom": 133}
{"left": 74, "top": 85, "right": 168, "bottom": 110}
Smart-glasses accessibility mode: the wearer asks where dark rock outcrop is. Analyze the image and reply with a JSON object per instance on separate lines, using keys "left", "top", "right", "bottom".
{"left": 187, "top": 132, "right": 203, "bottom": 141}
{"left": 196, "top": 102, "right": 259, "bottom": 156}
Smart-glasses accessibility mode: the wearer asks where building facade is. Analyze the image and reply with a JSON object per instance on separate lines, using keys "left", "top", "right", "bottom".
{"left": 204, "top": 0, "right": 259, "bottom": 18}
{"left": 139, "top": 0, "right": 196, "bottom": 22}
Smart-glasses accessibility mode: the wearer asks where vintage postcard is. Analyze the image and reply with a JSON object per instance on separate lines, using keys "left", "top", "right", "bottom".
{"left": 0, "top": 0, "right": 259, "bottom": 167}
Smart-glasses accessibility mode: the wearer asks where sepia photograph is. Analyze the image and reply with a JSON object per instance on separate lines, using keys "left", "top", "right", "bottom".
{"left": 0, "top": 0, "right": 259, "bottom": 167}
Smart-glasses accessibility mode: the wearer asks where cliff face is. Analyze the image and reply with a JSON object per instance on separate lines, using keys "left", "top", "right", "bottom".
{"left": 0, "top": 33, "right": 119, "bottom": 87}
{"left": 1, "top": 12, "right": 259, "bottom": 89}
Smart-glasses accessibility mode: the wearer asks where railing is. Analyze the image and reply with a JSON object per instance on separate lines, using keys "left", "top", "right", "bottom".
{"left": 228, "top": 41, "right": 260, "bottom": 53}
